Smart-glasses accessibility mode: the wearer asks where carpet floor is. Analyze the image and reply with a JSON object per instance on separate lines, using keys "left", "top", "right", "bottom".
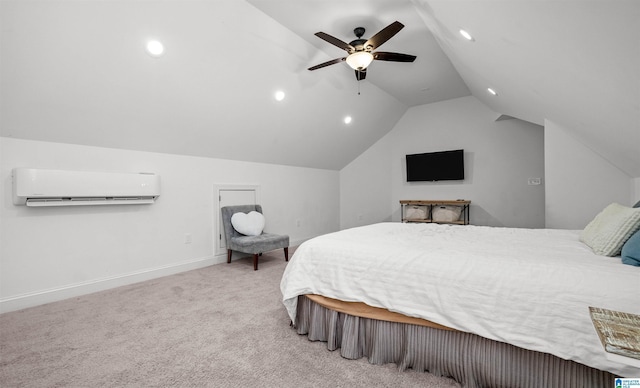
{"left": 0, "top": 249, "right": 460, "bottom": 387}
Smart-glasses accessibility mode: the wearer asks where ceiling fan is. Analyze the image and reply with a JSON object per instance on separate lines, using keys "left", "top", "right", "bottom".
{"left": 308, "top": 21, "right": 416, "bottom": 81}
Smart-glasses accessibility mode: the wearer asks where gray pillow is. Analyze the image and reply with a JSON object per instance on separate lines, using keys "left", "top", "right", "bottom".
{"left": 633, "top": 200, "right": 640, "bottom": 208}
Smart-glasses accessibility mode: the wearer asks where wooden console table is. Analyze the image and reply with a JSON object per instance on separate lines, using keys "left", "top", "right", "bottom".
{"left": 400, "top": 200, "right": 470, "bottom": 225}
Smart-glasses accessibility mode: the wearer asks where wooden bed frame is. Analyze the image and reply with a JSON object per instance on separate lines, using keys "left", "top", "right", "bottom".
{"left": 296, "top": 294, "right": 617, "bottom": 388}
{"left": 305, "top": 294, "right": 454, "bottom": 331}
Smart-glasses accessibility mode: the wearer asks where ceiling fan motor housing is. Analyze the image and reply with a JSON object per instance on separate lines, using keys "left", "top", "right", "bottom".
{"left": 349, "top": 39, "right": 369, "bottom": 52}
{"left": 351, "top": 27, "right": 370, "bottom": 52}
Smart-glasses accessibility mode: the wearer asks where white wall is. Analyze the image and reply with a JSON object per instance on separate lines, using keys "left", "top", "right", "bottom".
{"left": 634, "top": 178, "right": 640, "bottom": 205}
{"left": 0, "top": 137, "right": 339, "bottom": 312}
{"left": 340, "top": 133, "right": 394, "bottom": 228}
{"left": 341, "top": 96, "right": 545, "bottom": 229}
{"left": 544, "top": 120, "right": 633, "bottom": 229}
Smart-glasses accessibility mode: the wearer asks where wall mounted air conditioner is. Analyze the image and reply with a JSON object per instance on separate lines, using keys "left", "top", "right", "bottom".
{"left": 12, "top": 168, "right": 161, "bottom": 207}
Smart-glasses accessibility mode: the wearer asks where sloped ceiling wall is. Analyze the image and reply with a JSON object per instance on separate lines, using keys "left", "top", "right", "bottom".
{"left": 413, "top": 0, "right": 640, "bottom": 177}
{"left": 1, "top": 1, "right": 638, "bottom": 176}
{"left": 0, "top": 0, "right": 407, "bottom": 170}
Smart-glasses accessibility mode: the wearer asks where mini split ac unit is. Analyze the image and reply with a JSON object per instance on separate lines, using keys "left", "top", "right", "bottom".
{"left": 12, "top": 168, "right": 161, "bottom": 207}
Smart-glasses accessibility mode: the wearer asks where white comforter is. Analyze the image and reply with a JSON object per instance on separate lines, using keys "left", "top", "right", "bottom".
{"left": 281, "top": 222, "right": 640, "bottom": 377}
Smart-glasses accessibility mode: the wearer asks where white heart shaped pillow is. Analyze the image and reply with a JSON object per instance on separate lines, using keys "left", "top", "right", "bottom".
{"left": 231, "top": 211, "right": 265, "bottom": 236}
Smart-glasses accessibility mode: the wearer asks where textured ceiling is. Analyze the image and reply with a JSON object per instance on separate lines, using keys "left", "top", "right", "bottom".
{"left": 1, "top": 0, "right": 638, "bottom": 176}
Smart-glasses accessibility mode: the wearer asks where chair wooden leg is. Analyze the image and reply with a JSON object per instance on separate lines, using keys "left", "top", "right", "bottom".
{"left": 227, "top": 249, "right": 232, "bottom": 263}
{"left": 284, "top": 247, "right": 289, "bottom": 262}
{"left": 253, "top": 254, "right": 259, "bottom": 271}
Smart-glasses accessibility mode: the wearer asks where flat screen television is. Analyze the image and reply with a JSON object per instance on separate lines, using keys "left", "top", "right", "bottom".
{"left": 406, "top": 149, "right": 464, "bottom": 182}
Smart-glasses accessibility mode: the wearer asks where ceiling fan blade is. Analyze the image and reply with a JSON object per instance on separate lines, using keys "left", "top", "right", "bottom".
{"left": 308, "top": 57, "right": 346, "bottom": 71}
{"left": 355, "top": 69, "right": 367, "bottom": 81}
{"left": 365, "top": 21, "right": 404, "bottom": 50}
{"left": 373, "top": 51, "right": 416, "bottom": 62}
{"left": 314, "top": 32, "right": 355, "bottom": 52}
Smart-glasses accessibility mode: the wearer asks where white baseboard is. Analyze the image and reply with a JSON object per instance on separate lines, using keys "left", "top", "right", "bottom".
{"left": 0, "top": 239, "right": 310, "bottom": 314}
{"left": 0, "top": 255, "right": 221, "bottom": 314}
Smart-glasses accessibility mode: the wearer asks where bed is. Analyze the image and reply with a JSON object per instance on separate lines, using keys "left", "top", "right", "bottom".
{"left": 280, "top": 221, "right": 640, "bottom": 387}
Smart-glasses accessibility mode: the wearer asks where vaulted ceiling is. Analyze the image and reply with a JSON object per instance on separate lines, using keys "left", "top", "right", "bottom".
{"left": 1, "top": 1, "right": 638, "bottom": 176}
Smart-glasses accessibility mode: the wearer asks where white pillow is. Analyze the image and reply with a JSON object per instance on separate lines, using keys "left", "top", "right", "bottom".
{"left": 231, "top": 211, "right": 265, "bottom": 236}
{"left": 580, "top": 203, "right": 640, "bottom": 256}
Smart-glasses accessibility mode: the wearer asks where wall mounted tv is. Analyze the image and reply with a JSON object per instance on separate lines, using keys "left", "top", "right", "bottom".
{"left": 406, "top": 149, "right": 464, "bottom": 182}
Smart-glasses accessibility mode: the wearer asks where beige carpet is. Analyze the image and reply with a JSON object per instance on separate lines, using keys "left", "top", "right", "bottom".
{"left": 0, "top": 249, "right": 460, "bottom": 387}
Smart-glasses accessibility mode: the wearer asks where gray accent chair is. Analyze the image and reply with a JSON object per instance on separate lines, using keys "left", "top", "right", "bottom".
{"left": 221, "top": 204, "right": 289, "bottom": 270}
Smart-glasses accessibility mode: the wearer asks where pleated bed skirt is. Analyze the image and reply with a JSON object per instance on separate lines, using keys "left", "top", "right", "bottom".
{"left": 294, "top": 295, "right": 616, "bottom": 388}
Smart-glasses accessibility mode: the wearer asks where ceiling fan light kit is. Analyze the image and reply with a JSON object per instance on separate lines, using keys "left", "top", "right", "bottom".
{"left": 308, "top": 21, "right": 416, "bottom": 82}
{"left": 346, "top": 51, "right": 373, "bottom": 70}
{"left": 145, "top": 40, "right": 164, "bottom": 57}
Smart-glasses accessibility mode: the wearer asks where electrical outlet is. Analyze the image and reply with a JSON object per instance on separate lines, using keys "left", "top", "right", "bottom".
{"left": 184, "top": 233, "right": 192, "bottom": 244}
{"left": 528, "top": 178, "right": 541, "bottom": 185}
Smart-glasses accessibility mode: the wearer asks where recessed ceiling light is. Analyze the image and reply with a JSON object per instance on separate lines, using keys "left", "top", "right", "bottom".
{"left": 459, "top": 29, "right": 474, "bottom": 41}
{"left": 274, "top": 90, "right": 285, "bottom": 101}
{"left": 344, "top": 116, "right": 352, "bottom": 124}
{"left": 487, "top": 87, "right": 498, "bottom": 96}
{"left": 146, "top": 40, "right": 164, "bottom": 57}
